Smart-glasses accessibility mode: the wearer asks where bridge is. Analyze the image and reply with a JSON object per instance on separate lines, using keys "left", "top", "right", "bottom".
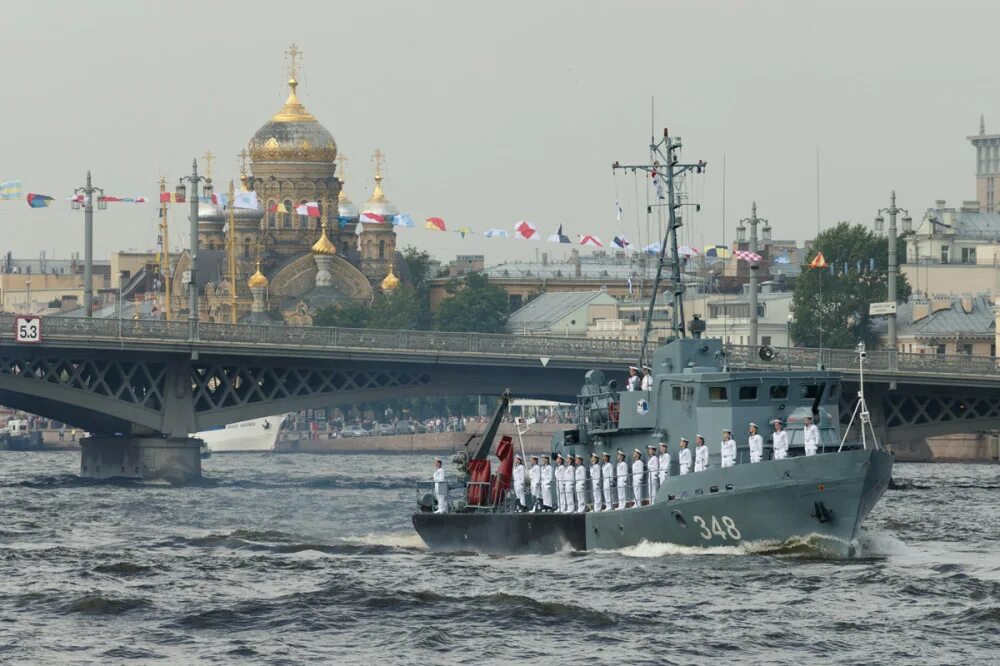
{"left": 2, "top": 314, "right": 998, "bottom": 481}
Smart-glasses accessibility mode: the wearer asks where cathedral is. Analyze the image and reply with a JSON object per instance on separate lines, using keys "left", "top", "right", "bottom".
{"left": 170, "top": 45, "right": 404, "bottom": 326}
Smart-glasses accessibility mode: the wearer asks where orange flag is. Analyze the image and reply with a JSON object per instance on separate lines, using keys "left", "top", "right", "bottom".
{"left": 809, "top": 251, "right": 828, "bottom": 269}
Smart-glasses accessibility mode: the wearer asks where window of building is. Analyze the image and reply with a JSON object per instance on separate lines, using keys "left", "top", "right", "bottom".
{"left": 992, "top": 344, "right": 996, "bottom": 356}
{"left": 940, "top": 246, "right": 950, "bottom": 264}
{"left": 378, "top": 240, "right": 385, "bottom": 259}
{"left": 936, "top": 344, "right": 946, "bottom": 355}
{"left": 761, "top": 335, "right": 772, "bottom": 346}
{"left": 962, "top": 247, "right": 977, "bottom": 264}
{"left": 509, "top": 294, "right": 523, "bottom": 310}
{"left": 769, "top": 385, "right": 788, "bottom": 400}
{"left": 757, "top": 304, "right": 765, "bottom": 318}
{"left": 738, "top": 386, "right": 757, "bottom": 400}
{"left": 959, "top": 343, "right": 973, "bottom": 355}
{"left": 709, "top": 386, "right": 728, "bottom": 401}
{"left": 243, "top": 238, "right": 251, "bottom": 257}
{"left": 267, "top": 199, "right": 276, "bottom": 228}
{"left": 282, "top": 199, "right": 293, "bottom": 229}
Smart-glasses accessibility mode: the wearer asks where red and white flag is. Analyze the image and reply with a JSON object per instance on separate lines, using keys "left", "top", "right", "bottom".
{"left": 734, "top": 250, "right": 763, "bottom": 262}
{"left": 579, "top": 234, "right": 603, "bottom": 248}
{"left": 359, "top": 212, "right": 386, "bottom": 224}
{"left": 513, "top": 220, "right": 539, "bottom": 240}
{"left": 295, "top": 201, "right": 321, "bottom": 217}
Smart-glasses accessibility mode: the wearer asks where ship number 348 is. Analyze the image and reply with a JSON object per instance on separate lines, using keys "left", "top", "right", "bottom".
{"left": 692, "top": 515, "right": 741, "bottom": 541}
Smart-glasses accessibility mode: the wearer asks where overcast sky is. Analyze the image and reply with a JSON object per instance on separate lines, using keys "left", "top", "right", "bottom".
{"left": 0, "top": 1, "right": 995, "bottom": 266}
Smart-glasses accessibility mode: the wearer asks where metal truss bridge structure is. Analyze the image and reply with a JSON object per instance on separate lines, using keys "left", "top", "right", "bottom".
{"left": 2, "top": 315, "right": 998, "bottom": 480}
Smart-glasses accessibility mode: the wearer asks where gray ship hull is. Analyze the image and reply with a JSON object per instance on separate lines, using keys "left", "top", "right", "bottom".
{"left": 412, "top": 448, "right": 893, "bottom": 557}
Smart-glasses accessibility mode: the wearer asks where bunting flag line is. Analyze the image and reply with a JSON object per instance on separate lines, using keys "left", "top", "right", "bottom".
{"left": 268, "top": 202, "right": 288, "bottom": 213}
{"left": 393, "top": 213, "right": 414, "bottom": 227}
{"left": 678, "top": 245, "right": 700, "bottom": 256}
{"left": 547, "top": 224, "right": 570, "bottom": 243}
{"left": 212, "top": 193, "right": 227, "bottom": 208}
{"left": 359, "top": 212, "right": 385, "bottom": 224}
{"left": 734, "top": 250, "right": 763, "bottom": 262}
{"left": 612, "top": 234, "right": 631, "bottom": 250}
{"left": 455, "top": 225, "right": 473, "bottom": 238}
{"left": 579, "top": 234, "right": 603, "bottom": 248}
{"left": 26, "top": 193, "right": 54, "bottom": 208}
{"left": 100, "top": 196, "right": 148, "bottom": 204}
{"left": 703, "top": 245, "right": 731, "bottom": 259}
{"left": 425, "top": 216, "right": 446, "bottom": 231}
{"left": 484, "top": 228, "right": 509, "bottom": 238}
{"left": 295, "top": 201, "right": 321, "bottom": 217}
{"left": 809, "top": 251, "right": 828, "bottom": 269}
{"left": 0, "top": 180, "right": 23, "bottom": 200}
{"left": 644, "top": 242, "right": 661, "bottom": 255}
{"left": 514, "top": 220, "right": 539, "bottom": 240}
{"left": 159, "top": 192, "right": 186, "bottom": 203}
{"left": 234, "top": 191, "right": 258, "bottom": 210}
{"left": 773, "top": 252, "right": 791, "bottom": 264}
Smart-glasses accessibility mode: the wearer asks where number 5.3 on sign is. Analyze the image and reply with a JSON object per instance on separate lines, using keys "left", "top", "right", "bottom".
{"left": 15, "top": 316, "right": 41, "bottom": 343}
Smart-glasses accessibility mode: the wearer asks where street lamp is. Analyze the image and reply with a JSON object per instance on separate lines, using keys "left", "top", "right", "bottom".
{"left": 875, "top": 191, "right": 909, "bottom": 354}
{"left": 786, "top": 312, "right": 793, "bottom": 370}
{"left": 175, "top": 159, "right": 212, "bottom": 340}
{"left": 72, "top": 171, "right": 106, "bottom": 317}
{"left": 117, "top": 270, "right": 128, "bottom": 339}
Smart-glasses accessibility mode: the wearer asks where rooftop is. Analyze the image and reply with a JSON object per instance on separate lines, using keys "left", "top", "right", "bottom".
{"left": 506, "top": 290, "right": 614, "bottom": 332}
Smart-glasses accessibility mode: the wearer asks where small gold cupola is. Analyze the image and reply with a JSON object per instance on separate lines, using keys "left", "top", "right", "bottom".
{"left": 311, "top": 220, "right": 337, "bottom": 256}
{"left": 247, "top": 259, "right": 269, "bottom": 288}
{"left": 381, "top": 262, "right": 400, "bottom": 292}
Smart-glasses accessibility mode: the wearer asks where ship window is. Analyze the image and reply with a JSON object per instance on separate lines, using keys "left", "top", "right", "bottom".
{"left": 709, "top": 386, "right": 728, "bottom": 401}
{"left": 801, "top": 384, "right": 820, "bottom": 399}
{"left": 769, "top": 385, "right": 788, "bottom": 399}
{"left": 738, "top": 386, "right": 757, "bottom": 400}
{"left": 672, "top": 386, "right": 681, "bottom": 400}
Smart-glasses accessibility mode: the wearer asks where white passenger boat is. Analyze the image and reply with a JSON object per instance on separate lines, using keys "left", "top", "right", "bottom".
{"left": 195, "top": 415, "right": 290, "bottom": 453}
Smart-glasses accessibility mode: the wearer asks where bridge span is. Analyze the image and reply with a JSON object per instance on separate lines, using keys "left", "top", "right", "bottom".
{"left": 2, "top": 314, "right": 999, "bottom": 481}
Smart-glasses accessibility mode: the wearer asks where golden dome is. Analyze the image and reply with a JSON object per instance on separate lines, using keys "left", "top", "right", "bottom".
{"left": 247, "top": 259, "right": 269, "bottom": 288}
{"left": 381, "top": 263, "right": 400, "bottom": 292}
{"left": 311, "top": 220, "right": 337, "bottom": 256}
{"left": 362, "top": 150, "right": 399, "bottom": 217}
{"left": 337, "top": 178, "right": 359, "bottom": 218}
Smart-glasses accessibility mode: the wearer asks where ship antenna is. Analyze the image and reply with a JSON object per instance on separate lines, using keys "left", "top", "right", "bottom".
{"left": 838, "top": 342, "right": 880, "bottom": 452}
{"left": 612, "top": 127, "right": 706, "bottom": 367}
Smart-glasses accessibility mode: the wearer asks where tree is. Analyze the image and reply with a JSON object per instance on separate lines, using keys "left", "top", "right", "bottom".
{"left": 400, "top": 246, "right": 434, "bottom": 291}
{"left": 368, "top": 285, "right": 426, "bottom": 330}
{"left": 313, "top": 301, "right": 370, "bottom": 328}
{"left": 791, "top": 222, "right": 911, "bottom": 349}
{"left": 435, "top": 272, "right": 509, "bottom": 333}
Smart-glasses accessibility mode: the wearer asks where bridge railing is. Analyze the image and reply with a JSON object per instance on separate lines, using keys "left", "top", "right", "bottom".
{"left": 724, "top": 344, "right": 1000, "bottom": 376}
{"left": 5, "top": 314, "right": 643, "bottom": 361}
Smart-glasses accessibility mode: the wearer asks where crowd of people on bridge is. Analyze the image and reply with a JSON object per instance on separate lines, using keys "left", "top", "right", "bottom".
{"left": 431, "top": 416, "right": 822, "bottom": 514}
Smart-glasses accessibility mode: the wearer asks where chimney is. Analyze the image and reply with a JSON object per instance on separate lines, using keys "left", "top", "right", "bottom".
{"left": 961, "top": 294, "right": 974, "bottom": 314}
{"left": 931, "top": 295, "right": 953, "bottom": 314}
{"left": 961, "top": 200, "right": 980, "bottom": 213}
{"left": 911, "top": 298, "right": 930, "bottom": 322}
{"left": 935, "top": 199, "right": 946, "bottom": 210}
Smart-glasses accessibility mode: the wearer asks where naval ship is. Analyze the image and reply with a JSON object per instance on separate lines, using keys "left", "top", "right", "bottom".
{"left": 411, "top": 128, "right": 893, "bottom": 556}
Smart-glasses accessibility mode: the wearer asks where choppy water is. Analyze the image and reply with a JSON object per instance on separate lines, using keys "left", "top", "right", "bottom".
{"left": 1, "top": 452, "right": 998, "bottom": 664}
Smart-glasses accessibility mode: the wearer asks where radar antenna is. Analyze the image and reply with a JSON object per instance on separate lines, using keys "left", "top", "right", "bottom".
{"left": 612, "top": 128, "right": 706, "bottom": 367}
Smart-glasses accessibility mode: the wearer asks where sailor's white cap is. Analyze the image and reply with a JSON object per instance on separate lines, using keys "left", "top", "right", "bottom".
{"left": 617, "top": 448, "right": 625, "bottom": 454}
{"left": 590, "top": 452, "right": 599, "bottom": 459}
{"left": 633, "top": 448, "right": 642, "bottom": 454}
{"left": 805, "top": 415, "right": 813, "bottom": 420}
{"left": 642, "top": 365, "right": 652, "bottom": 371}
{"left": 530, "top": 454, "right": 539, "bottom": 459}
{"left": 434, "top": 457, "right": 442, "bottom": 463}
{"left": 723, "top": 428, "right": 731, "bottom": 434}
{"left": 749, "top": 422, "right": 759, "bottom": 428}
{"left": 659, "top": 441, "right": 669, "bottom": 448}
{"left": 628, "top": 365, "right": 639, "bottom": 371}
{"left": 773, "top": 418, "right": 783, "bottom": 425}
{"left": 575, "top": 453, "right": 583, "bottom": 459}
{"left": 696, "top": 434, "right": 704, "bottom": 440}
{"left": 679, "top": 437, "right": 689, "bottom": 443}
{"left": 646, "top": 444, "right": 656, "bottom": 450}
{"left": 514, "top": 454, "right": 522, "bottom": 461}
{"left": 556, "top": 453, "right": 564, "bottom": 460}
{"left": 602, "top": 451, "right": 611, "bottom": 458}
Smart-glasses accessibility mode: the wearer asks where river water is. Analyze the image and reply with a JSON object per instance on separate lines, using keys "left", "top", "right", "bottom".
{"left": 1, "top": 451, "right": 997, "bottom": 664}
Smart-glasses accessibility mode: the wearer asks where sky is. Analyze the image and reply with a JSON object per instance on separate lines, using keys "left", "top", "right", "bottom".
{"left": 0, "top": 0, "right": 996, "bottom": 267}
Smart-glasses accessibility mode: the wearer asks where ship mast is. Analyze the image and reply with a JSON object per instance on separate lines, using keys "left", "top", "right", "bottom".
{"left": 612, "top": 128, "right": 705, "bottom": 367}
{"left": 158, "top": 176, "right": 172, "bottom": 321}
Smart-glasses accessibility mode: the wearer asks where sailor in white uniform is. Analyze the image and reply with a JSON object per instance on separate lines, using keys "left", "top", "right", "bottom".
{"left": 803, "top": 415, "right": 820, "bottom": 456}
{"left": 615, "top": 449, "right": 629, "bottom": 510}
{"left": 589, "top": 453, "right": 603, "bottom": 511}
{"left": 540, "top": 455, "right": 555, "bottom": 511}
{"left": 772, "top": 419, "right": 789, "bottom": 460}
{"left": 554, "top": 454, "right": 566, "bottom": 513}
{"left": 678, "top": 438, "right": 692, "bottom": 475}
{"left": 433, "top": 458, "right": 448, "bottom": 514}
{"left": 574, "top": 454, "right": 587, "bottom": 513}
{"left": 694, "top": 435, "right": 709, "bottom": 472}
{"left": 646, "top": 444, "right": 660, "bottom": 501}
{"left": 626, "top": 366, "right": 641, "bottom": 391}
{"left": 564, "top": 456, "right": 576, "bottom": 513}
{"left": 512, "top": 455, "right": 527, "bottom": 510}
{"left": 601, "top": 452, "right": 613, "bottom": 510}
{"left": 640, "top": 365, "right": 653, "bottom": 391}
{"left": 658, "top": 442, "right": 670, "bottom": 484}
{"left": 631, "top": 449, "right": 645, "bottom": 506}
{"left": 748, "top": 422, "right": 763, "bottom": 463}
{"left": 720, "top": 429, "right": 737, "bottom": 468}
{"left": 528, "top": 454, "right": 541, "bottom": 511}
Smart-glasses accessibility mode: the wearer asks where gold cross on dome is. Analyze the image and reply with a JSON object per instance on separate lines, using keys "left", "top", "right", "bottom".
{"left": 286, "top": 43, "right": 301, "bottom": 80}
{"left": 238, "top": 149, "right": 249, "bottom": 176}
{"left": 337, "top": 153, "right": 348, "bottom": 181}
{"left": 372, "top": 149, "right": 384, "bottom": 178}
{"left": 202, "top": 150, "right": 215, "bottom": 180}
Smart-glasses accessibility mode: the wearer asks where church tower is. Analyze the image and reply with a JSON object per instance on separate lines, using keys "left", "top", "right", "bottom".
{"left": 970, "top": 114, "right": 1000, "bottom": 213}
{"left": 247, "top": 44, "right": 340, "bottom": 256}
{"left": 358, "top": 149, "right": 399, "bottom": 285}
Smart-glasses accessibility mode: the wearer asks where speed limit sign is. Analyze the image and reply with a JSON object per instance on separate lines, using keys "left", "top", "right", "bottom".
{"left": 14, "top": 315, "right": 41, "bottom": 343}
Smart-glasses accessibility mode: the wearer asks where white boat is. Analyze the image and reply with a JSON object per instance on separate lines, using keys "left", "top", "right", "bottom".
{"left": 195, "top": 415, "right": 290, "bottom": 453}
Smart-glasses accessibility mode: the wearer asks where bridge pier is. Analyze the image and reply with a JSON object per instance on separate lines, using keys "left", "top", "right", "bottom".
{"left": 79, "top": 436, "right": 203, "bottom": 484}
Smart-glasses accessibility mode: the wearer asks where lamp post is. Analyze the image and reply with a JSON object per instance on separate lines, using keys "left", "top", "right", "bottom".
{"left": 175, "top": 159, "right": 213, "bottom": 340}
{"left": 25, "top": 278, "right": 31, "bottom": 314}
{"left": 117, "top": 270, "right": 127, "bottom": 339}
{"left": 786, "top": 313, "right": 793, "bottom": 370}
{"left": 72, "top": 171, "right": 107, "bottom": 317}
{"left": 875, "top": 191, "right": 911, "bottom": 354}
{"left": 739, "top": 201, "right": 767, "bottom": 349}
